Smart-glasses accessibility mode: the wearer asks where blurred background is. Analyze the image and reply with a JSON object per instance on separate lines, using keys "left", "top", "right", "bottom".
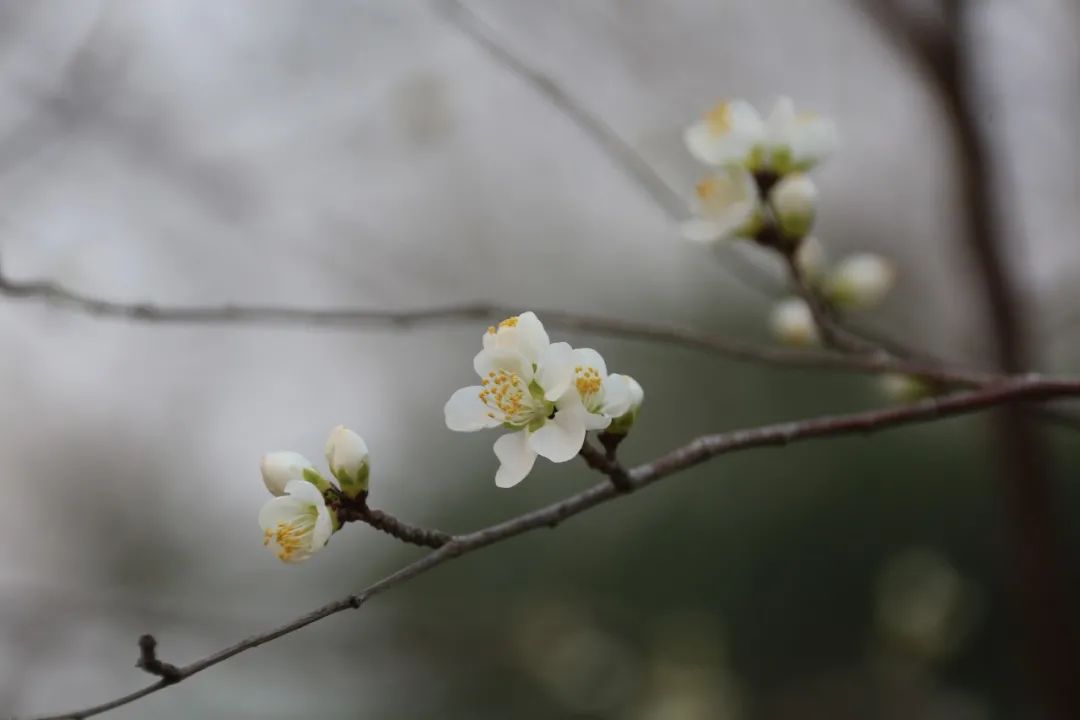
{"left": 1, "top": 1, "right": 1078, "bottom": 718}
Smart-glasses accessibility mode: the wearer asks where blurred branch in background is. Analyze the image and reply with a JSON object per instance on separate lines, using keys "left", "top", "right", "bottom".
{"left": 25, "top": 374, "right": 1080, "bottom": 720}
{"left": 0, "top": 254, "right": 1005, "bottom": 387}
{"left": 860, "top": 0, "right": 1079, "bottom": 717}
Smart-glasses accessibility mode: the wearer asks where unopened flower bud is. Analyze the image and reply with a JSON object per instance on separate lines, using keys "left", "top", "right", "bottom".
{"left": 794, "top": 236, "right": 827, "bottom": 284}
{"left": 606, "top": 376, "right": 644, "bottom": 436}
{"left": 879, "top": 374, "right": 934, "bottom": 403}
{"left": 325, "top": 425, "right": 370, "bottom": 498}
{"left": 260, "top": 451, "right": 323, "bottom": 496}
{"left": 770, "top": 297, "right": 819, "bottom": 346}
{"left": 769, "top": 173, "right": 817, "bottom": 238}
{"left": 825, "top": 253, "right": 896, "bottom": 309}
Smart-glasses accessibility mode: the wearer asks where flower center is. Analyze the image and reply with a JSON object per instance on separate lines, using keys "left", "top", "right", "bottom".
{"left": 705, "top": 102, "right": 733, "bottom": 136}
{"left": 574, "top": 365, "right": 603, "bottom": 408}
{"left": 263, "top": 514, "right": 314, "bottom": 561}
{"left": 479, "top": 369, "right": 547, "bottom": 426}
{"left": 486, "top": 315, "right": 519, "bottom": 335}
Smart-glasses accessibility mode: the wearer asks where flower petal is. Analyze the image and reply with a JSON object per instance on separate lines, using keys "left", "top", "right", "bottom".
{"left": 311, "top": 505, "right": 334, "bottom": 548}
{"left": 445, "top": 385, "right": 500, "bottom": 432}
{"left": 600, "top": 373, "right": 633, "bottom": 417}
{"left": 680, "top": 219, "right": 725, "bottom": 243}
{"left": 514, "top": 312, "right": 550, "bottom": 362}
{"left": 529, "top": 406, "right": 587, "bottom": 462}
{"left": 473, "top": 347, "right": 534, "bottom": 383}
{"left": 538, "top": 341, "right": 575, "bottom": 401}
{"left": 493, "top": 431, "right": 537, "bottom": 488}
{"left": 258, "top": 495, "right": 308, "bottom": 532}
{"left": 571, "top": 347, "right": 608, "bottom": 377}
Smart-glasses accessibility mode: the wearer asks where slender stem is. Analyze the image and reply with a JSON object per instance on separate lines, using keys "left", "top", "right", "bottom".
{"left": 25, "top": 376, "right": 1080, "bottom": 720}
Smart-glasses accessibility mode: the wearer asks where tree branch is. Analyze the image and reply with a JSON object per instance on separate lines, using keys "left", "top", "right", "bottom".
{"left": 25, "top": 375, "right": 1080, "bottom": 720}
{"left": 0, "top": 256, "right": 1003, "bottom": 388}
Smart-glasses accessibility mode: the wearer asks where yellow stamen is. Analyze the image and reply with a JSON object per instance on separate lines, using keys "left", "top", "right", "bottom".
{"left": 705, "top": 102, "right": 733, "bottom": 135}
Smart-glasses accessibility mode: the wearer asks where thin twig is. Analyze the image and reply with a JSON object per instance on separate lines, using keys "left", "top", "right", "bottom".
{"left": 0, "top": 257, "right": 1001, "bottom": 387}
{"left": 431, "top": 0, "right": 794, "bottom": 301}
{"left": 25, "top": 375, "right": 1080, "bottom": 720}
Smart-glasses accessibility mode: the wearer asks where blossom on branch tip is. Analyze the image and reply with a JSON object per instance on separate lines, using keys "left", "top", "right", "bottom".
{"left": 445, "top": 314, "right": 633, "bottom": 488}
{"left": 259, "top": 479, "right": 334, "bottom": 563}
{"left": 770, "top": 297, "right": 819, "bottom": 346}
{"left": 765, "top": 96, "right": 838, "bottom": 173}
{"left": 325, "top": 425, "right": 370, "bottom": 498}
{"left": 684, "top": 99, "right": 765, "bottom": 167}
{"left": 769, "top": 173, "right": 818, "bottom": 238}
{"left": 825, "top": 253, "right": 896, "bottom": 309}
{"left": 681, "top": 166, "right": 761, "bottom": 243}
{"left": 260, "top": 451, "right": 323, "bottom": 496}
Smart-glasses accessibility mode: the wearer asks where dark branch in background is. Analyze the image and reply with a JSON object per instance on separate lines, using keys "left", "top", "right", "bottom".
{"left": 861, "top": 1, "right": 1078, "bottom": 717}
{"left": 26, "top": 375, "right": 1080, "bottom": 720}
{"left": 0, "top": 255, "right": 1003, "bottom": 387}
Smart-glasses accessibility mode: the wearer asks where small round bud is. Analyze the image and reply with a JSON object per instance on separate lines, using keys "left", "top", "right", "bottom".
{"left": 794, "top": 235, "right": 827, "bottom": 284}
{"left": 325, "top": 425, "right": 370, "bottom": 498}
{"left": 769, "top": 173, "right": 817, "bottom": 238}
{"left": 770, "top": 297, "right": 819, "bottom": 346}
{"left": 825, "top": 253, "right": 896, "bottom": 309}
{"left": 606, "top": 375, "right": 644, "bottom": 436}
{"left": 879, "top": 374, "right": 934, "bottom": 403}
{"left": 260, "top": 451, "right": 318, "bottom": 496}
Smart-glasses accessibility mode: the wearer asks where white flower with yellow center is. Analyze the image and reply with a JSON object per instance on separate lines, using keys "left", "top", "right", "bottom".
{"left": 681, "top": 166, "right": 761, "bottom": 243}
{"left": 569, "top": 348, "right": 634, "bottom": 426}
{"left": 765, "top": 96, "right": 838, "bottom": 173}
{"left": 445, "top": 314, "right": 618, "bottom": 488}
{"left": 258, "top": 479, "right": 334, "bottom": 563}
{"left": 684, "top": 99, "right": 765, "bottom": 167}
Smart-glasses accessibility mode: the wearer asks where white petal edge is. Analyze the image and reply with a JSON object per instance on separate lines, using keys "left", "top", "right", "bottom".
{"left": 539, "top": 341, "right": 575, "bottom": 401}
{"left": 680, "top": 219, "right": 725, "bottom": 243}
{"left": 529, "top": 406, "right": 587, "bottom": 462}
{"left": 445, "top": 386, "right": 500, "bottom": 431}
{"left": 493, "top": 431, "right": 538, "bottom": 488}
{"left": 473, "top": 347, "right": 534, "bottom": 383}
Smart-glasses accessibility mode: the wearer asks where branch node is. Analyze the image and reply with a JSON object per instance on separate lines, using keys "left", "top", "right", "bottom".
{"left": 136, "top": 635, "right": 182, "bottom": 684}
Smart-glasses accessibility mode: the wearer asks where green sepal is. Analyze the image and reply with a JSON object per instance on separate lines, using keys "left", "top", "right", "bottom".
{"left": 334, "top": 461, "right": 370, "bottom": 500}
{"left": 302, "top": 467, "right": 334, "bottom": 493}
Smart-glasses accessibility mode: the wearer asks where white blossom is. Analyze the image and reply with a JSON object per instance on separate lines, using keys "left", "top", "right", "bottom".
{"left": 681, "top": 166, "right": 761, "bottom": 243}
{"left": 825, "top": 253, "right": 896, "bottom": 309}
{"left": 324, "top": 425, "right": 370, "bottom": 497}
{"left": 259, "top": 479, "right": 334, "bottom": 563}
{"left": 770, "top": 297, "right": 819, "bottom": 346}
{"left": 765, "top": 96, "right": 838, "bottom": 172}
{"left": 445, "top": 314, "right": 628, "bottom": 488}
{"left": 769, "top": 173, "right": 818, "bottom": 238}
{"left": 684, "top": 99, "right": 765, "bottom": 167}
{"left": 259, "top": 451, "right": 317, "bottom": 497}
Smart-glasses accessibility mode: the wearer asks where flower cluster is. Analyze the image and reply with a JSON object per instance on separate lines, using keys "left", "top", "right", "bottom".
{"left": 445, "top": 312, "right": 643, "bottom": 488}
{"left": 681, "top": 97, "right": 896, "bottom": 345}
{"left": 681, "top": 97, "right": 836, "bottom": 245}
{"left": 257, "top": 425, "right": 369, "bottom": 563}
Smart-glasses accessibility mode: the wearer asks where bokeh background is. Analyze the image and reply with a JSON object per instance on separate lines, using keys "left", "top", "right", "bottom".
{"left": 1, "top": 1, "right": 1079, "bottom": 718}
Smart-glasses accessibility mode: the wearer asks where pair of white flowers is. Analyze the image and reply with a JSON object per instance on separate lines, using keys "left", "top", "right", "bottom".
{"left": 444, "top": 312, "right": 643, "bottom": 488}
{"left": 258, "top": 426, "right": 369, "bottom": 563}
{"left": 681, "top": 97, "right": 836, "bottom": 244}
